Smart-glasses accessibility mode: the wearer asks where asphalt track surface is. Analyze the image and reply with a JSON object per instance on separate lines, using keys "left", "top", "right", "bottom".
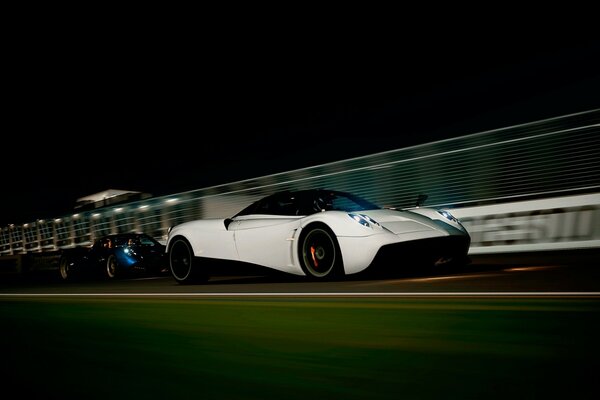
{"left": 1, "top": 249, "right": 599, "bottom": 400}
{"left": 1, "top": 250, "right": 599, "bottom": 296}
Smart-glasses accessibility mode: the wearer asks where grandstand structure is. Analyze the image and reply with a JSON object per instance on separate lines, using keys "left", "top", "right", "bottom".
{"left": 1, "top": 109, "right": 599, "bottom": 256}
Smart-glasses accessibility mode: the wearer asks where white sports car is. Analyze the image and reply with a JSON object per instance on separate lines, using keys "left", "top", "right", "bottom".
{"left": 166, "top": 189, "right": 470, "bottom": 283}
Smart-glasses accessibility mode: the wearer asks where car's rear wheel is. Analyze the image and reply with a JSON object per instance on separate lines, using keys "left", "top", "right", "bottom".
{"left": 299, "top": 224, "right": 343, "bottom": 280}
{"left": 58, "top": 256, "right": 71, "bottom": 281}
{"left": 105, "top": 255, "right": 118, "bottom": 279}
{"left": 169, "top": 237, "right": 208, "bottom": 284}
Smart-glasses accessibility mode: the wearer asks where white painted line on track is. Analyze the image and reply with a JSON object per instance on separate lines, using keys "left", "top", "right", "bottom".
{"left": 1, "top": 292, "right": 600, "bottom": 297}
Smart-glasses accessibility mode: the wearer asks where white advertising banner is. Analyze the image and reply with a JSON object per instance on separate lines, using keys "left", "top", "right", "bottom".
{"left": 448, "top": 193, "right": 600, "bottom": 254}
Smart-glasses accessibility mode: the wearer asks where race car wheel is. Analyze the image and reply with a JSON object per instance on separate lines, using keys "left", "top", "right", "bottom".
{"left": 105, "top": 255, "right": 118, "bottom": 279}
{"left": 169, "top": 237, "right": 208, "bottom": 284}
{"left": 299, "top": 224, "right": 342, "bottom": 280}
{"left": 58, "top": 256, "right": 71, "bottom": 281}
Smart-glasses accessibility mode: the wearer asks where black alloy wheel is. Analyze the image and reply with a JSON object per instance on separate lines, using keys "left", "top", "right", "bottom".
{"left": 299, "top": 225, "right": 342, "bottom": 279}
{"left": 169, "top": 237, "right": 208, "bottom": 284}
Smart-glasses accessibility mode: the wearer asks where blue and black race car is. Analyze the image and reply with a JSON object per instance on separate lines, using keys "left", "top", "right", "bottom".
{"left": 58, "top": 233, "right": 166, "bottom": 281}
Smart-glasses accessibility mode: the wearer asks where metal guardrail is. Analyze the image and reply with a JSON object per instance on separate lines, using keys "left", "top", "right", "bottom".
{"left": 1, "top": 109, "right": 599, "bottom": 256}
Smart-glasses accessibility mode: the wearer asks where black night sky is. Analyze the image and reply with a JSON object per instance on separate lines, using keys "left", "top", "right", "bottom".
{"left": 2, "top": 32, "right": 599, "bottom": 226}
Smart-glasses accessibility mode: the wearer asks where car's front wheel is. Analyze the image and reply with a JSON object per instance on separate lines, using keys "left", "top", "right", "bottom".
{"left": 299, "top": 224, "right": 343, "bottom": 280}
{"left": 169, "top": 237, "right": 208, "bottom": 284}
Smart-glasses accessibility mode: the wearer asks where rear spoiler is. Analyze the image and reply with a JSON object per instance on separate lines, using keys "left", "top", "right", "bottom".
{"left": 415, "top": 194, "right": 428, "bottom": 207}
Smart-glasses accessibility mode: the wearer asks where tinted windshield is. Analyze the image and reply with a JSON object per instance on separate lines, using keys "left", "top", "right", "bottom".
{"left": 234, "top": 189, "right": 380, "bottom": 217}
{"left": 138, "top": 235, "right": 158, "bottom": 246}
{"left": 309, "top": 190, "right": 380, "bottom": 213}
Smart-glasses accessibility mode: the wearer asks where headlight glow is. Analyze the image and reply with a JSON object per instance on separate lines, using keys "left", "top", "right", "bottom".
{"left": 348, "top": 213, "right": 380, "bottom": 228}
{"left": 438, "top": 210, "right": 459, "bottom": 223}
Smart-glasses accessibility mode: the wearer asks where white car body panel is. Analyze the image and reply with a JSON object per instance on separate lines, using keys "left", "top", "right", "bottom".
{"left": 230, "top": 215, "right": 303, "bottom": 274}
{"left": 170, "top": 219, "right": 239, "bottom": 261}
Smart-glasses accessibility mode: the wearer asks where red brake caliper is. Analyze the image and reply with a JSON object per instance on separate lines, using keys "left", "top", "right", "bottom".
{"left": 310, "top": 246, "right": 318, "bottom": 268}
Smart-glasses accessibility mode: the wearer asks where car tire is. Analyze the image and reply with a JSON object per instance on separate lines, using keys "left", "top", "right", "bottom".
{"left": 298, "top": 224, "right": 343, "bottom": 280}
{"left": 105, "top": 254, "right": 118, "bottom": 279}
{"left": 169, "top": 237, "right": 208, "bottom": 284}
{"left": 58, "top": 255, "right": 71, "bottom": 282}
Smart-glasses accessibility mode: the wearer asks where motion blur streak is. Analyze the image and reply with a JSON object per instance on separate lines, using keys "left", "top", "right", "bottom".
{"left": 505, "top": 266, "right": 558, "bottom": 272}
{"left": 1, "top": 292, "right": 600, "bottom": 297}
{"left": 401, "top": 274, "right": 504, "bottom": 282}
